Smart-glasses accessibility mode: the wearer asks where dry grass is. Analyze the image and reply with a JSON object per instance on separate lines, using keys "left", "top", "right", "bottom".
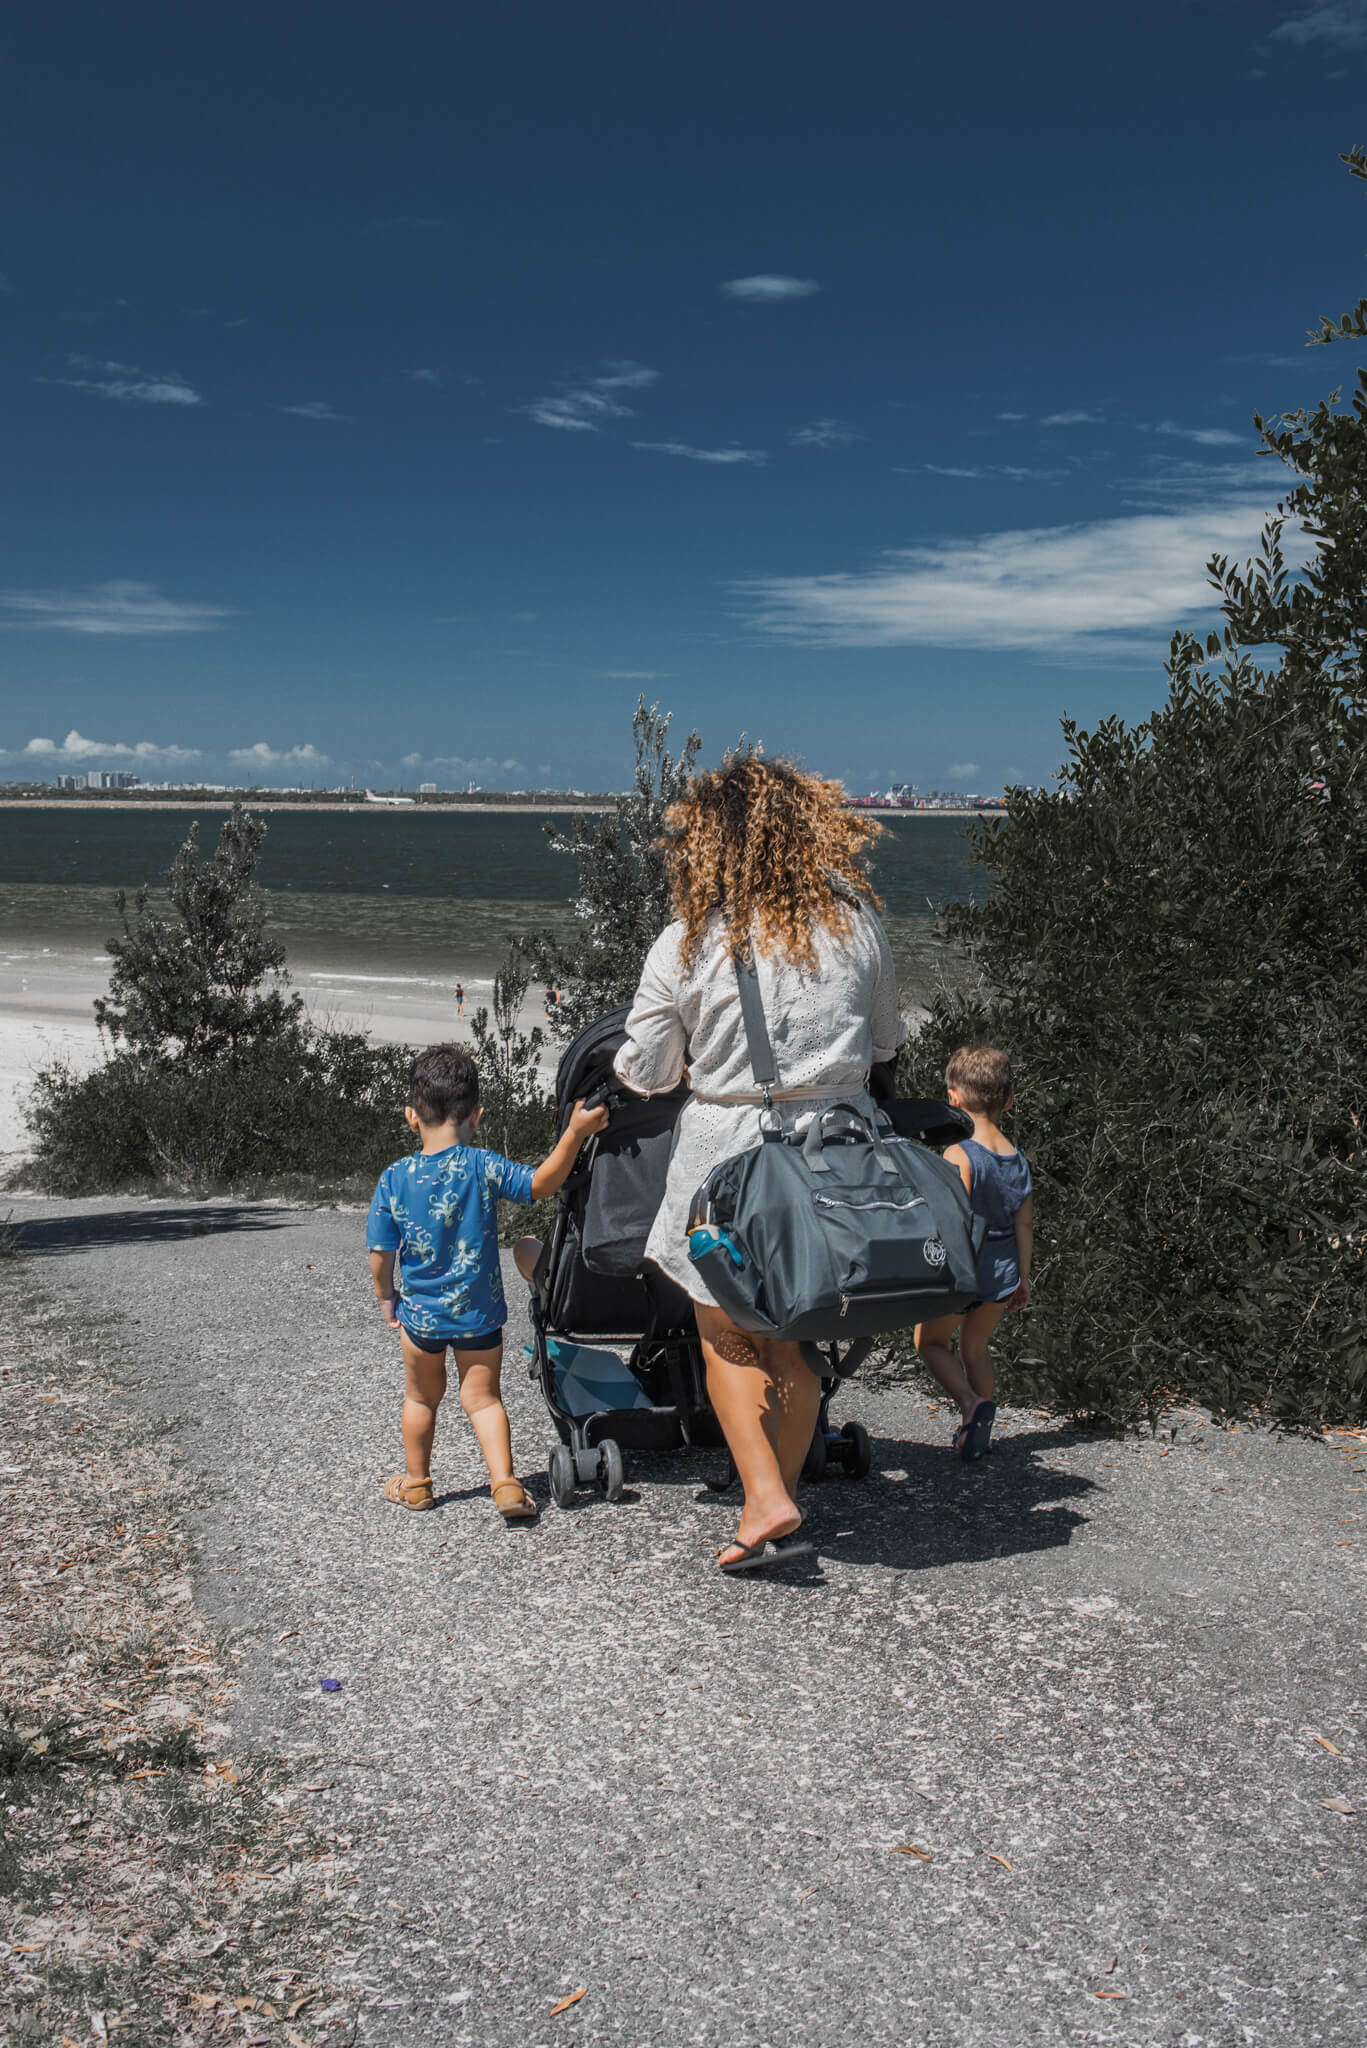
{"left": 0, "top": 1232, "right": 360, "bottom": 2046}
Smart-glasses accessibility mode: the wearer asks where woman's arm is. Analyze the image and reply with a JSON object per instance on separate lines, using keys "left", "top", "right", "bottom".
{"left": 613, "top": 928, "right": 688, "bottom": 1097}
{"left": 868, "top": 912, "right": 908, "bottom": 1067}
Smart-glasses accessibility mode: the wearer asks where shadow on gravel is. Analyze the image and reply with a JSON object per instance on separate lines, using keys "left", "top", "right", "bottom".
{"left": 809, "top": 1424, "right": 1096, "bottom": 1573}
{"left": 11, "top": 1205, "right": 295, "bottom": 1259}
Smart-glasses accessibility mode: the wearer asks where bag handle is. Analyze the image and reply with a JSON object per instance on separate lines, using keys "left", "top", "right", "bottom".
{"left": 732, "top": 949, "right": 779, "bottom": 1112}
{"left": 801, "top": 1101, "right": 899, "bottom": 1176}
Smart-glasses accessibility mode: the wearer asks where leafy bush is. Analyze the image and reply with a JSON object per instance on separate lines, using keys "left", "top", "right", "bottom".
{"left": 23, "top": 806, "right": 415, "bottom": 1197}
{"left": 890, "top": 154, "right": 1367, "bottom": 1430}
{"left": 26, "top": 1028, "right": 412, "bottom": 1197}
{"left": 96, "top": 804, "right": 301, "bottom": 1060}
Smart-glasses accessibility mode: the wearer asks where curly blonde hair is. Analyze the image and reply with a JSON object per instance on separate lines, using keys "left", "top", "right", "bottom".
{"left": 663, "top": 756, "right": 882, "bottom": 970}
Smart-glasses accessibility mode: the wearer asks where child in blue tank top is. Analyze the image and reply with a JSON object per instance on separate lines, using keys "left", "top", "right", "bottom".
{"left": 914, "top": 1043, "right": 1032, "bottom": 1461}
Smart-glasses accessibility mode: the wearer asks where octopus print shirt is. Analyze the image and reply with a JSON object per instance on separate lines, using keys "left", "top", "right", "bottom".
{"left": 366, "top": 1145, "right": 534, "bottom": 1342}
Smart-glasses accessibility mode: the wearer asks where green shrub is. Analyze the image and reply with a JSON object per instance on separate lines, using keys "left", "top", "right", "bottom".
{"left": 26, "top": 1027, "right": 412, "bottom": 1197}
{"left": 887, "top": 154, "right": 1367, "bottom": 1430}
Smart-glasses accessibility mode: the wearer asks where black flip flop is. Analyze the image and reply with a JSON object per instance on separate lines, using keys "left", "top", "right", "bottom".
{"left": 718, "top": 1532, "right": 817, "bottom": 1574}
{"left": 953, "top": 1399, "right": 997, "bottom": 1462}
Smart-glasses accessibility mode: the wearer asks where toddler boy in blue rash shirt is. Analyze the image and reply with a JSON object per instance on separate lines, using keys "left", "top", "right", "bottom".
{"left": 913, "top": 1042, "right": 1032, "bottom": 1463}
{"left": 367, "top": 1043, "right": 607, "bottom": 1518}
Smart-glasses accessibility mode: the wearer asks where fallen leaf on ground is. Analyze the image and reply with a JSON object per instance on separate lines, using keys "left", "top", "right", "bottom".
{"left": 891, "top": 1844, "right": 933, "bottom": 1861}
{"left": 1094, "top": 1990, "right": 1126, "bottom": 1999}
{"left": 984, "top": 1853, "right": 1013, "bottom": 1872}
{"left": 1321, "top": 1797, "right": 1356, "bottom": 1816}
{"left": 1310, "top": 1734, "right": 1343, "bottom": 1755}
{"left": 1104, "top": 1955, "right": 1117, "bottom": 1973}
{"left": 549, "top": 1988, "right": 588, "bottom": 2015}
{"left": 286, "top": 1994, "right": 316, "bottom": 2018}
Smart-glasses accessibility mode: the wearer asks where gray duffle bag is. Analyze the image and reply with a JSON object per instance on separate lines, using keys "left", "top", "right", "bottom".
{"left": 687, "top": 953, "right": 984, "bottom": 1353}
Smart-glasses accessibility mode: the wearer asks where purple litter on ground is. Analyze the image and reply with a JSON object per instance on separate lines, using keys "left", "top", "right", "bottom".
{"left": 320, "top": 1678, "right": 342, "bottom": 1692}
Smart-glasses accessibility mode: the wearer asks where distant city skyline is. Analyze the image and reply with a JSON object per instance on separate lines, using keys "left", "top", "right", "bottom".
{"left": 1, "top": 3, "right": 1362, "bottom": 791}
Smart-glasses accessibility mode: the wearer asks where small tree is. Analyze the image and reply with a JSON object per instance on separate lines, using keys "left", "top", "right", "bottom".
{"left": 530, "top": 698, "right": 701, "bottom": 1035}
{"left": 895, "top": 150, "right": 1367, "bottom": 1430}
{"left": 95, "top": 805, "right": 302, "bottom": 1062}
{"left": 467, "top": 945, "right": 551, "bottom": 1160}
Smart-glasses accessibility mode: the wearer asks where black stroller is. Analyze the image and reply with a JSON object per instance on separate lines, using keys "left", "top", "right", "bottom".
{"left": 526, "top": 1005, "right": 970, "bottom": 1508}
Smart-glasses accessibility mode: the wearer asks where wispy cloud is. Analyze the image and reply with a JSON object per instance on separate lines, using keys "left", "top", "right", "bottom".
{"left": 399, "top": 752, "right": 526, "bottom": 776}
{"left": 742, "top": 494, "right": 1290, "bottom": 657}
{"left": 1040, "top": 409, "right": 1105, "bottom": 427}
{"left": 281, "top": 400, "right": 346, "bottom": 421}
{"left": 1108, "top": 456, "right": 1272, "bottom": 507}
{"left": 632, "top": 441, "right": 766, "bottom": 465}
{"left": 1154, "top": 420, "right": 1247, "bottom": 447}
{"left": 948, "top": 762, "right": 981, "bottom": 779}
{"left": 525, "top": 359, "right": 658, "bottom": 432}
{"left": 406, "top": 367, "right": 441, "bottom": 386}
{"left": 722, "top": 275, "right": 820, "bottom": 302}
{"left": 55, "top": 356, "right": 201, "bottom": 406}
{"left": 788, "top": 418, "right": 862, "bottom": 449}
{"left": 0, "top": 581, "right": 230, "bottom": 636}
{"left": 922, "top": 462, "right": 1068, "bottom": 483}
{"left": 595, "top": 669, "right": 669, "bottom": 680}
{"left": 1270, "top": 2, "right": 1367, "bottom": 47}
{"left": 14, "top": 729, "right": 201, "bottom": 764}
{"left": 1225, "top": 349, "right": 1314, "bottom": 368}
{"left": 228, "top": 742, "right": 330, "bottom": 769}
{"left": 996, "top": 411, "right": 1027, "bottom": 421}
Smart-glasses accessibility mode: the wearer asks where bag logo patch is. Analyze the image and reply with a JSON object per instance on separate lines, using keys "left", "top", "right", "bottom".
{"left": 923, "top": 1237, "right": 947, "bottom": 1269}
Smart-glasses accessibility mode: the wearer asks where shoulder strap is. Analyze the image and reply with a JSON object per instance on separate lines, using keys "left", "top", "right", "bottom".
{"left": 732, "top": 950, "right": 779, "bottom": 1108}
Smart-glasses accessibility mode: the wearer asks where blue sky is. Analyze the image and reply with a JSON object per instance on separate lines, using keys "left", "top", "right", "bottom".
{"left": 2, "top": 0, "right": 1364, "bottom": 792}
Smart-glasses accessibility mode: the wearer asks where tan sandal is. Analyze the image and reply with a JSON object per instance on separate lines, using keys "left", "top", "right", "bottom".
{"left": 383, "top": 1472, "right": 434, "bottom": 1511}
{"left": 492, "top": 1478, "right": 538, "bottom": 1522}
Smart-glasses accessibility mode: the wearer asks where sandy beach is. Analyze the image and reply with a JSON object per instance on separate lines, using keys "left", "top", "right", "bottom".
{"left": 0, "top": 946, "right": 558, "bottom": 1164}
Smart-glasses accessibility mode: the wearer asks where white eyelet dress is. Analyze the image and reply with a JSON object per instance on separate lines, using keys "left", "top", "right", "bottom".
{"left": 612, "top": 905, "right": 908, "bottom": 1307}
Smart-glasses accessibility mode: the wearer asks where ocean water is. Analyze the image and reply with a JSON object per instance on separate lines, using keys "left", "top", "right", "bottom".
{"left": 0, "top": 807, "right": 991, "bottom": 993}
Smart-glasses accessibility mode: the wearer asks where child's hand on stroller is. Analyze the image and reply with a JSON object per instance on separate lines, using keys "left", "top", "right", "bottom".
{"left": 568, "top": 1097, "right": 611, "bottom": 1143}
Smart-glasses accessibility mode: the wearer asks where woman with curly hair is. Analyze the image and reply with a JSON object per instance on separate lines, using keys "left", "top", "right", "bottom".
{"left": 613, "top": 756, "right": 905, "bottom": 1572}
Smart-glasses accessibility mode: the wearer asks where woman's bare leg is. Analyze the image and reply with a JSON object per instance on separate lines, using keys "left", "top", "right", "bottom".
{"left": 696, "top": 1304, "right": 820, "bottom": 1561}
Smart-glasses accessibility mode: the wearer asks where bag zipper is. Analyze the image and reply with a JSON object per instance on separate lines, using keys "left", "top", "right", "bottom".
{"left": 814, "top": 1193, "right": 926, "bottom": 1214}
{"left": 840, "top": 1281, "right": 953, "bottom": 1317}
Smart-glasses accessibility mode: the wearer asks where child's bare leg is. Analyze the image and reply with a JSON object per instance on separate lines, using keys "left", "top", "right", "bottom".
{"left": 513, "top": 1235, "right": 541, "bottom": 1284}
{"left": 959, "top": 1300, "right": 1008, "bottom": 1403}
{"left": 455, "top": 1345, "right": 516, "bottom": 1488}
{"left": 399, "top": 1333, "right": 448, "bottom": 1481}
{"left": 914, "top": 1312, "right": 979, "bottom": 1421}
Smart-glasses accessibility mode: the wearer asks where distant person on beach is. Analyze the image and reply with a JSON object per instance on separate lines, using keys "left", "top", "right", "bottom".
{"left": 367, "top": 1043, "right": 608, "bottom": 1517}
{"left": 453, "top": 982, "right": 465, "bottom": 1017}
{"left": 913, "top": 1043, "right": 1032, "bottom": 1461}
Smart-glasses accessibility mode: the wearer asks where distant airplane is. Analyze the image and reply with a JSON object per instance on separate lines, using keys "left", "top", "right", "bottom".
{"left": 364, "top": 789, "right": 416, "bottom": 806}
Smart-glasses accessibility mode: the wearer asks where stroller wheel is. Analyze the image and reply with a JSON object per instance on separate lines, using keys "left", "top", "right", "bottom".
{"left": 802, "top": 1427, "right": 827, "bottom": 1482}
{"left": 840, "top": 1419, "right": 873, "bottom": 1480}
{"left": 596, "top": 1438, "right": 626, "bottom": 1503}
{"left": 548, "top": 1443, "right": 577, "bottom": 1508}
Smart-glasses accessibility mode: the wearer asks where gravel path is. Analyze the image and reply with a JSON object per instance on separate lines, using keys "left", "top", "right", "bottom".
{"left": 8, "top": 1194, "right": 1365, "bottom": 2047}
